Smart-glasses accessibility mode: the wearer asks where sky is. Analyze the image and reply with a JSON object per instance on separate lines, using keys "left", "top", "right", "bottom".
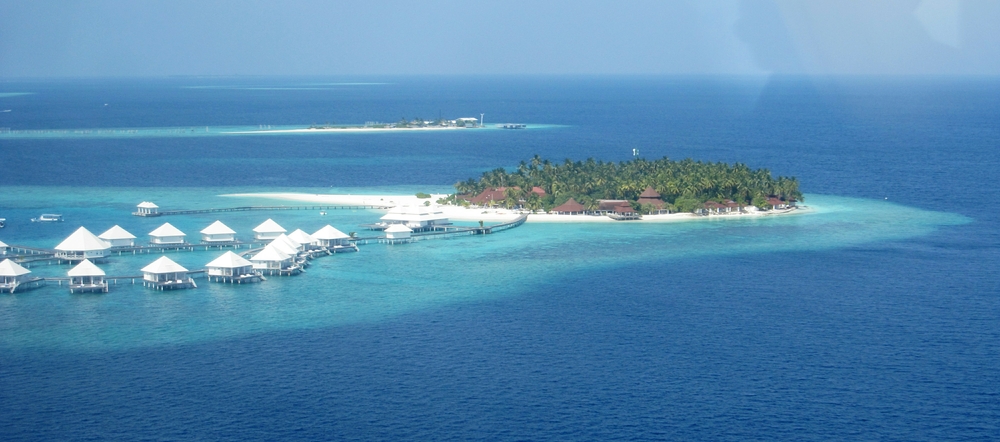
{"left": 1, "top": 0, "right": 998, "bottom": 78}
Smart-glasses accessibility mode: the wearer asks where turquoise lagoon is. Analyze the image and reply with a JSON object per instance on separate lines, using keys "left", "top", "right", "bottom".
{"left": 0, "top": 187, "right": 968, "bottom": 352}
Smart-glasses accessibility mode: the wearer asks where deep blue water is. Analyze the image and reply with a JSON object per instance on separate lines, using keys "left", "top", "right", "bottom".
{"left": 1, "top": 76, "right": 999, "bottom": 440}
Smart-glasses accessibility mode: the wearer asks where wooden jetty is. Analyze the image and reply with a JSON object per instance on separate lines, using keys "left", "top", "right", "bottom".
{"left": 134, "top": 205, "right": 391, "bottom": 217}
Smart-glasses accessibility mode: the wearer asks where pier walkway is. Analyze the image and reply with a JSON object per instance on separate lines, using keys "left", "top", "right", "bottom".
{"left": 134, "top": 205, "right": 390, "bottom": 217}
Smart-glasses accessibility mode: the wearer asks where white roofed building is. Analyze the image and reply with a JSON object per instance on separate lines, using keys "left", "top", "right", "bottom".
{"left": 380, "top": 206, "right": 449, "bottom": 231}
{"left": 312, "top": 225, "right": 354, "bottom": 250}
{"left": 55, "top": 227, "right": 111, "bottom": 261}
{"left": 0, "top": 239, "right": 8, "bottom": 256}
{"left": 134, "top": 201, "right": 160, "bottom": 216}
{"left": 99, "top": 225, "right": 137, "bottom": 248}
{"left": 149, "top": 223, "right": 186, "bottom": 245}
{"left": 67, "top": 259, "right": 108, "bottom": 293}
{"left": 288, "top": 229, "right": 318, "bottom": 250}
{"left": 253, "top": 219, "right": 286, "bottom": 240}
{"left": 200, "top": 220, "right": 237, "bottom": 243}
{"left": 141, "top": 256, "right": 195, "bottom": 290}
{"left": 249, "top": 244, "right": 301, "bottom": 276}
{"left": 384, "top": 224, "right": 413, "bottom": 243}
{"left": 206, "top": 251, "right": 261, "bottom": 283}
{"left": 0, "top": 259, "right": 43, "bottom": 293}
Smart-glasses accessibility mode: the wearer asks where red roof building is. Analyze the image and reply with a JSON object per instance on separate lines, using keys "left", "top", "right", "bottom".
{"left": 551, "top": 198, "right": 585, "bottom": 214}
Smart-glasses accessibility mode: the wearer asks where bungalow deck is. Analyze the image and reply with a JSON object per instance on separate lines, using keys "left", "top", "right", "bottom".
{"left": 143, "top": 278, "right": 197, "bottom": 291}
{"left": 70, "top": 281, "right": 109, "bottom": 294}
{"left": 208, "top": 273, "right": 265, "bottom": 284}
{"left": 1, "top": 277, "right": 46, "bottom": 294}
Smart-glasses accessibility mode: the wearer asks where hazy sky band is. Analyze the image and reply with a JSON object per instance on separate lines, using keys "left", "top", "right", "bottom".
{"left": 1, "top": 0, "right": 998, "bottom": 77}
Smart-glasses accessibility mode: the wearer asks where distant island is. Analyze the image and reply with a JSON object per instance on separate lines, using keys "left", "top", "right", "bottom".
{"left": 443, "top": 156, "right": 803, "bottom": 215}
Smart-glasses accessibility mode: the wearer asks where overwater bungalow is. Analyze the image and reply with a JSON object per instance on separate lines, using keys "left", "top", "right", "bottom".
{"left": 253, "top": 218, "right": 286, "bottom": 240}
{"left": 379, "top": 206, "right": 450, "bottom": 231}
{"left": 134, "top": 201, "right": 159, "bottom": 216}
{"left": 54, "top": 227, "right": 111, "bottom": 261}
{"left": 312, "top": 225, "right": 354, "bottom": 251}
{"left": 149, "top": 222, "right": 186, "bottom": 245}
{"left": 200, "top": 220, "right": 237, "bottom": 243}
{"left": 206, "top": 251, "right": 262, "bottom": 283}
{"left": 273, "top": 234, "right": 304, "bottom": 253}
{"left": 288, "top": 229, "right": 318, "bottom": 251}
{"left": 141, "top": 256, "right": 196, "bottom": 290}
{"left": 0, "top": 258, "right": 44, "bottom": 293}
{"left": 384, "top": 224, "right": 413, "bottom": 243}
{"left": 551, "top": 198, "right": 586, "bottom": 215}
{"left": 99, "top": 225, "right": 137, "bottom": 248}
{"left": 0, "top": 239, "right": 8, "bottom": 256}
{"left": 67, "top": 259, "right": 108, "bottom": 294}
{"left": 249, "top": 244, "right": 301, "bottom": 276}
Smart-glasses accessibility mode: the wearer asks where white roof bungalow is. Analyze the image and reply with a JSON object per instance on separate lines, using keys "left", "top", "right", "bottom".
{"left": 380, "top": 206, "right": 449, "bottom": 231}
{"left": 206, "top": 251, "right": 261, "bottom": 283}
{"left": 141, "top": 256, "right": 195, "bottom": 290}
{"left": 312, "top": 225, "right": 352, "bottom": 248}
{"left": 253, "top": 219, "right": 286, "bottom": 241}
{"left": 384, "top": 224, "right": 412, "bottom": 243}
{"left": 0, "top": 239, "right": 8, "bottom": 256}
{"left": 249, "top": 244, "right": 300, "bottom": 276}
{"left": 99, "top": 225, "right": 137, "bottom": 248}
{"left": 55, "top": 227, "right": 111, "bottom": 261}
{"left": 0, "top": 259, "right": 43, "bottom": 293}
{"left": 200, "top": 220, "right": 237, "bottom": 243}
{"left": 288, "top": 229, "right": 317, "bottom": 250}
{"left": 269, "top": 235, "right": 302, "bottom": 256}
{"left": 67, "top": 259, "right": 108, "bottom": 293}
{"left": 149, "top": 222, "right": 186, "bottom": 245}
{"left": 135, "top": 201, "right": 159, "bottom": 216}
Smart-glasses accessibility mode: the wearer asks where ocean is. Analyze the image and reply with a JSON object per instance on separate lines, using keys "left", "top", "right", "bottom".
{"left": 1, "top": 76, "right": 998, "bottom": 440}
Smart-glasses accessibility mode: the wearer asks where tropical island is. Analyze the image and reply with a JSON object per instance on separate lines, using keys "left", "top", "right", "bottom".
{"left": 441, "top": 156, "right": 802, "bottom": 216}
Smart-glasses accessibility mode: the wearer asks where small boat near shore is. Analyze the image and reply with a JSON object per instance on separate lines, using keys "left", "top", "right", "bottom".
{"left": 0, "top": 217, "right": 6, "bottom": 228}
{"left": 31, "top": 214, "right": 64, "bottom": 223}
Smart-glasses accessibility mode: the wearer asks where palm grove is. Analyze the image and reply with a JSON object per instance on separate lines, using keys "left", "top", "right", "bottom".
{"left": 447, "top": 156, "right": 803, "bottom": 213}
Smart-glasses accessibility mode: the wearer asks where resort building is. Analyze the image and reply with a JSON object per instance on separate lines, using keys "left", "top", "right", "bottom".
{"left": 551, "top": 198, "right": 586, "bottom": 215}
{"left": 141, "top": 256, "right": 196, "bottom": 290}
{"left": 468, "top": 187, "right": 546, "bottom": 207}
{"left": 134, "top": 201, "right": 159, "bottom": 216}
{"left": 67, "top": 259, "right": 108, "bottom": 294}
{"left": 384, "top": 224, "right": 413, "bottom": 243}
{"left": 253, "top": 219, "right": 286, "bottom": 241}
{"left": 99, "top": 225, "right": 137, "bottom": 248}
{"left": 54, "top": 227, "right": 111, "bottom": 261}
{"left": 596, "top": 200, "right": 630, "bottom": 215}
{"left": 249, "top": 244, "right": 300, "bottom": 275}
{"left": 637, "top": 187, "right": 670, "bottom": 214}
{"left": 0, "top": 259, "right": 44, "bottom": 294}
{"left": 272, "top": 234, "right": 304, "bottom": 254}
{"left": 767, "top": 197, "right": 791, "bottom": 210}
{"left": 379, "top": 206, "right": 449, "bottom": 231}
{"left": 206, "top": 251, "right": 261, "bottom": 284}
{"left": 149, "top": 223, "right": 186, "bottom": 245}
{"left": 0, "top": 239, "right": 8, "bottom": 256}
{"left": 312, "top": 225, "right": 353, "bottom": 250}
{"left": 200, "top": 220, "right": 237, "bottom": 243}
{"left": 288, "top": 229, "right": 318, "bottom": 251}
{"left": 609, "top": 203, "right": 640, "bottom": 220}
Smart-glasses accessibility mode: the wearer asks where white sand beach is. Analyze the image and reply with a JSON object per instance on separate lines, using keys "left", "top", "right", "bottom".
{"left": 224, "top": 126, "right": 473, "bottom": 135}
{"left": 221, "top": 192, "right": 805, "bottom": 223}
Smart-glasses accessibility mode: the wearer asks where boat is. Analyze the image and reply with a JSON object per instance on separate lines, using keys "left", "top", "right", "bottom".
{"left": 31, "top": 214, "right": 63, "bottom": 223}
{"left": 0, "top": 218, "right": 6, "bottom": 228}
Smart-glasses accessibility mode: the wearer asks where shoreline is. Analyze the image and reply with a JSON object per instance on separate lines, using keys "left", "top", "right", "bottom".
{"left": 220, "top": 192, "right": 808, "bottom": 223}
{"left": 223, "top": 126, "right": 475, "bottom": 135}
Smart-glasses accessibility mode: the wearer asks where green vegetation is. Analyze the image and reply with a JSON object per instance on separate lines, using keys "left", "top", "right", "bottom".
{"left": 415, "top": 192, "right": 432, "bottom": 199}
{"left": 447, "top": 155, "right": 803, "bottom": 213}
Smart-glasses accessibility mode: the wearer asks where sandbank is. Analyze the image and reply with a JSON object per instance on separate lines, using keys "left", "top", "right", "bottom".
{"left": 221, "top": 192, "right": 807, "bottom": 223}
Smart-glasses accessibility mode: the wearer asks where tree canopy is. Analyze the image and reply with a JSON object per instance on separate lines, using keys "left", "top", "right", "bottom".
{"left": 450, "top": 155, "right": 803, "bottom": 212}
